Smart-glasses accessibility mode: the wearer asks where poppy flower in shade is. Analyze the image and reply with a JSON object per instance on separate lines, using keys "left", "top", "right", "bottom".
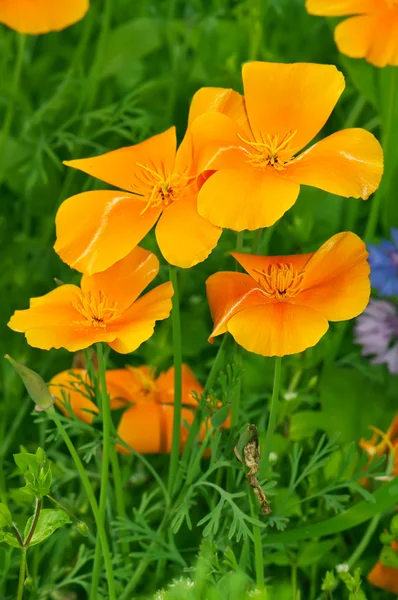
{"left": 191, "top": 62, "right": 383, "bottom": 231}
{"left": 8, "top": 246, "right": 173, "bottom": 353}
{"left": 206, "top": 232, "right": 370, "bottom": 357}
{"left": 54, "top": 85, "right": 239, "bottom": 274}
{"left": 0, "top": 0, "right": 89, "bottom": 34}
{"left": 368, "top": 541, "right": 398, "bottom": 594}
{"left": 49, "top": 369, "right": 98, "bottom": 425}
{"left": 106, "top": 364, "right": 202, "bottom": 410}
{"left": 306, "top": 0, "right": 398, "bottom": 67}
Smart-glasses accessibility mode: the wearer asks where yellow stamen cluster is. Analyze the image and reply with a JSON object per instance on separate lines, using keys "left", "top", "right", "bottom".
{"left": 135, "top": 163, "right": 194, "bottom": 214}
{"left": 73, "top": 291, "right": 120, "bottom": 328}
{"left": 255, "top": 263, "right": 305, "bottom": 300}
{"left": 239, "top": 130, "right": 298, "bottom": 171}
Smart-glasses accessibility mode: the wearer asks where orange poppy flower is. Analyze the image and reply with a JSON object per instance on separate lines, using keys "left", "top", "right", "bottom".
{"left": 49, "top": 369, "right": 98, "bottom": 424}
{"left": 306, "top": 1, "right": 398, "bottom": 67}
{"left": 8, "top": 246, "right": 173, "bottom": 353}
{"left": 368, "top": 541, "right": 398, "bottom": 594}
{"left": 206, "top": 232, "right": 370, "bottom": 357}
{"left": 115, "top": 365, "right": 203, "bottom": 455}
{"left": 0, "top": 0, "right": 89, "bottom": 34}
{"left": 53, "top": 86, "right": 237, "bottom": 274}
{"left": 360, "top": 414, "right": 398, "bottom": 476}
{"left": 191, "top": 62, "right": 383, "bottom": 231}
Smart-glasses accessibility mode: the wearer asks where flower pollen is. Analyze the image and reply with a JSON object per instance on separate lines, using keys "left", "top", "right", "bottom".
{"left": 238, "top": 130, "right": 298, "bottom": 171}
{"left": 135, "top": 163, "right": 194, "bottom": 214}
{"left": 255, "top": 263, "right": 305, "bottom": 300}
{"left": 73, "top": 291, "right": 120, "bottom": 328}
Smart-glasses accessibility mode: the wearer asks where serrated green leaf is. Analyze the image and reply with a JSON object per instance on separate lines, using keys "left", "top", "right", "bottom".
{"left": 24, "top": 509, "right": 71, "bottom": 547}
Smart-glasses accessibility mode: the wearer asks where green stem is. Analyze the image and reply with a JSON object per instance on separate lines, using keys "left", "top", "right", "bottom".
{"left": 49, "top": 409, "right": 116, "bottom": 600}
{"left": 91, "top": 343, "right": 113, "bottom": 600}
{"left": 0, "top": 34, "right": 26, "bottom": 185}
{"left": 347, "top": 514, "right": 381, "bottom": 569}
{"left": 291, "top": 563, "right": 298, "bottom": 599}
{"left": 364, "top": 67, "right": 397, "bottom": 242}
{"left": 261, "top": 357, "right": 282, "bottom": 475}
{"left": 168, "top": 266, "right": 183, "bottom": 497}
{"left": 249, "top": 491, "right": 265, "bottom": 588}
{"left": 16, "top": 549, "right": 27, "bottom": 600}
{"left": 110, "top": 448, "right": 126, "bottom": 520}
{"left": 24, "top": 498, "right": 42, "bottom": 547}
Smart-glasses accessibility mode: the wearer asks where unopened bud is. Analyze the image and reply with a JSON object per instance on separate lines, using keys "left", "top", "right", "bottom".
{"left": 77, "top": 521, "right": 89, "bottom": 537}
{"left": 36, "top": 447, "right": 46, "bottom": 465}
{"left": 5, "top": 355, "right": 54, "bottom": 411}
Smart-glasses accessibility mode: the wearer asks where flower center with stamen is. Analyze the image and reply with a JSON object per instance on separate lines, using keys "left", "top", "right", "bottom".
{"left": 255, "top": 263, "right": 305, "bottom": 300}
{"left": 135, "top": 163, "right": 194, "bottom": 215}
{"left": 73, "top": 291, "right": 120, "bottom": 328}
{"left": 238, "top": 130, "right": 298, "bottom": 171}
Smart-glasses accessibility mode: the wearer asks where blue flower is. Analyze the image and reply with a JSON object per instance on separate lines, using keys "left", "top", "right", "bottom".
{"left": 368, "top": 228, "right": 398, "bottom": 297}
{"left": 354, "top": 299, "right": 398, "bottom": 374}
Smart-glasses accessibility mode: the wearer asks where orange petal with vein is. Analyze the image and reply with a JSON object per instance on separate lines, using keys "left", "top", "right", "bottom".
{"left": 64, "top": 128, "right": 177, "bottom": 192}
{"left": 242, "top": 62, "right": 345, "bottom": 153}
{"left": 155, "top": 196, "right": 222, "bottom": 268}
{"left": 198, "top": 168, "right": 300, "bottom": 230}
{"left": 55, "top": 191, "right": 161, "bottom": 275}
{"left": 206, "top": 272, "right": 267, "bottom": 339}
{"left": 157, "top": 365, "right": 203, "bottom": 407}
{"left": 286, "top": 129, "right": 383, "bottom": 200}
{"left": 227, "top": 303, "right": 329, "bottom": 357}
{"left": 299, "top": 232, "right": 370, "bottom": 321}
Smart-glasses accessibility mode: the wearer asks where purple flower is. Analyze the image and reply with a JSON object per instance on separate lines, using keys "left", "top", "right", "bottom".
{"left": 368, "top": 228, "right": 398, "bottom": 297}
{"left": 354, "top": 299, "right": 398, "bottom": 374}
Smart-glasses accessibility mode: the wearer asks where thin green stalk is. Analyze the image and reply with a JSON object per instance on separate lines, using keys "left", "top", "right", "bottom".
{"left": 0, "top": 34, "right": 26, "bottom": 185}
{"left": 168, "top": 266, "right": 183, "bottom": 497}
{"left": 364, "top": 67, "right": 397, "bottom": 242}
{"left": 261, "top": 357, "right": 282, "bottom": 476}
{"left": 91, "top": 343, "right": 114, "bottom": 600}
{"left": 49, "top": 408, "right": 116, "bottom": 600}
{"left": 181, "top": 334, "right": 229, "bottom": 463}
{"left": 249, "top": 491, "right": 265, "bottom": 588}
{"left": 110, "top": 448, "right": 126, "bottom": 520}
{"left": 291, "top": 563, "right": 298, "bottom": 599}
{"left": 24, "top": 498, "right": 41, "bottom": 547}
{"left": 16, "top": 549, "right": 27, "bottom": 600}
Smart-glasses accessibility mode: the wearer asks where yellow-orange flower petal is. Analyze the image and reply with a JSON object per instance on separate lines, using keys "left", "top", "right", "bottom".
{"left": 26, "top": 325, "right": 116, "bottom": 352}
{"left": 155, "top": 196, "right": 222, "bottom": 268}
{"left": 156, "top": 365, "right": 203, "bottom": 407}
{"left": 0, "top": 0, "right": 89, "bottom": 34}
{"left": 368, "top": 544, "right": 398, "bottom": 595}
{"left": 117, "top": 403, "right": 164, "bottom": 454}
{"left": 335, "top": 13, "right": 398, "bottom": 67}
{"left": 49, "top": 369, "right": 98, "bottom": 424}
{"left": 298, "top": 232, "right": 370, "bottom": 321}
{"left": 242, "top": 62, "right": 345, "bottom": 153}
{"left": 306, "top": 0, "right": 381, "bottom": 16}
{"left": 227, "top": 303, "right": 329, "bottom": 357}
{"left": 108, "top": 282, "right": 174, "bottom": 354}
{"left": 107, "top": 366, "right": 157, "bottom": 409}
{"left": 197, "top": 168, "right": 300, "bottom": 230}
{"left": 81, "top": 247, "right": 159, "bottom": 313}
{"left": 54, "top": 191, "right": 161, "bottom": 275}
{"left": 206, "top": 272, "right": 268, "bottom": 339}
{"left": 231, "top": 251, "right": 313, "bottom": 280}
{"left": 63, "top": 128, "right": 177, "bottom": 193}
{"left": 8, "top": 285, "right": 81, "bottom": 331}
{"left": 117, "top": 403, "right": 195, "bottom": 454}
{"left": 286, "top": 129, "right": 384, "bottom": 199}
{"left": 190, "top": 112, "right": 250, "bottom": 175}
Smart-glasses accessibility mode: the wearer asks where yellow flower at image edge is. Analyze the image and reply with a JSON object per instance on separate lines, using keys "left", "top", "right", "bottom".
{"left": 206, "top": 232, "right": 370, "bottom": 357}
{"left": 0, "top": 0, "right": 89, "bottom": 34}
{"left": 192, "top": 62, "right": 383, "bottom": 231}
{"left": 8, "top": 247, "right": 173, "bottom": 353}
{"left": 306, "top": 0, "right": 398, "bottom": 67}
